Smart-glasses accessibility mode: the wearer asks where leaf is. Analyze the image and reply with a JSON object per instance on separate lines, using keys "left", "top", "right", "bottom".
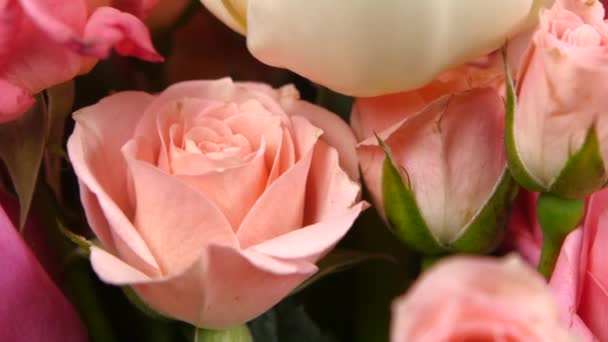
{"left": 291, "top": 249, "right": 395, "bottom": 295}
{"left": 450, "top": 169, "right": 519, "bottom": 253}
{"left": 248, "top": 298, "right": 337, "bottom": 342}
{"left": 549, "top": 127, "right": 606, "bottom": 198}
{"left": 502, "top": 48, "right": 545, "bottom": 192}
{"left": 0, "top": 95, "right": 49, "bottom": 230}
{"left": 44, "top": 81, "right": 75, "bottom": 201}
{"left": 378, "top": 136, "right": 445, "bottom": 255}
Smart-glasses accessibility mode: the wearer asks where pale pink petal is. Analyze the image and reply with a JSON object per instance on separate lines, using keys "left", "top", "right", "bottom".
{"left": 80, "top": 6, "right": 163, "bottom": 61}
{"left": 68, "top": 91, "right": 161, "bottom": 275}
{"left": 303, "top": 140, "right": 361, "bottom": 225}
{"left": 550, "top": 229, "right": 584, "bottom": 330}
{"left": 90, "top": 246, "right": 151, "bottom": 283}
{"left": 178, "top": 148, "right": 268, "bottom": 230}
{"left": 351, "top": 92, "right": 426, "bottom": 141}
{"left": 289, "top": 115, "right": 322, "bottom": 162}
{"left": 123, "top": 140, "right": 237, "bottom": 275}
{"left": 237, "top": 145, "right": 314, "bottom": 248}
{"left": 252, "top": 202, "right": 367, "bottom": 263}
{"left": 193, "top": 244, "right": 316, "bottom": 328}
{"left": 0, "top": 205, "right": 87, "bottom": 342}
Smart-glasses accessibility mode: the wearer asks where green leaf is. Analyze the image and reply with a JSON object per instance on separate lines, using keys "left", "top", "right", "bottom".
{"left": 0, "top": 95, "right": 49, "bottom": 230}
{"left": 502, "top": 49, "right": 545, "bottom": 192}
{"left": 378, "top": 137, "right": 445, "bottom": 255}
{"left": 194, "top": 325, "right": 252, "bottom": 342}
{"left": 291, "top": 249, "right": 395, "bottom": 295}
{"left": 248, "top": 298, "right": 337, "bottom": 342}
{"left": 451, "top": 170, "right": 519, "bottom": 253}
{"left": 549, "top": 127, "right": 606, "bottom": 198}
{"left": 44, "top": 81, "right": 75, "bottom": 201}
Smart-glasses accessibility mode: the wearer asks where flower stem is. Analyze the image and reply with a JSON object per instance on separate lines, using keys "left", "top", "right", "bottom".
{"left": 536, "top": 193, "right": 584, "bottom": 279}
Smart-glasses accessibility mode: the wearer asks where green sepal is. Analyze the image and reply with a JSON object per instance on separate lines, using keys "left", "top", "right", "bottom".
{"left": 379, "top": 137, "right": 445, "bottom": 255}
{"left": 194, "top": 325, "right": 253, "bottom": 342}
{"left": 549, "top": 127, "right": 607, "bottom": 198}
{"left": 450, "top": 170, "right": 519, "bottom": 253}
{"left": 502, "top": 49, "right": 545, "bottom": 192}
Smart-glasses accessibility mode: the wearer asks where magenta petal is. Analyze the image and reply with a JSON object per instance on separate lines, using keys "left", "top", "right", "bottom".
{"left": 80, "top": 6, "right": 163, "bottom": 61}
{"left": 0, "top": 205, "right": 87, "bottom": 342}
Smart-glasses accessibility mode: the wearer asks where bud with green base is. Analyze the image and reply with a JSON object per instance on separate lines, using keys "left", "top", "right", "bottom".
{"left": 503, "top": 50, "right": 598, "bottom": 278}
{"left": 358, "top": 87, "right": 518, "bottom": 257}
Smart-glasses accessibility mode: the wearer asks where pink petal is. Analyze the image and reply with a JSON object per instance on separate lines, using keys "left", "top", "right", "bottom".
{"left": 68, "top": 91, "right": 161, "bottom": 275}
{"left": 286, "top": 101, "right": 360, "bottom": 181}
{"left": 0, "top": 205, "right": 87, "bottom": 342}
{"left": 303, "top": 140, "right": 361, "bottom": 225}
{"left": 178, "top": 147, "right": 269, "bottom": 230}
{"left": 190, "top": 244, "right": 316, "bottom": 328}
{"left": 252, "top": 202, "right": 367, "bottom": 263}
{"left": 237, "top": 142, "right": 314, "bottom": 248}
{"left": 80, "top": 6, "right": 163, "bottom": 61}
{"left": 123, "top": 139, "right": 237, "bottom": 275}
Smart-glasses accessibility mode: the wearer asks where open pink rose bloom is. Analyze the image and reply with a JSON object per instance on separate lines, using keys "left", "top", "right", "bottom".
{"left": 67, "top": 79, "right": 365, "bottom": 328}
{"left": 5, "top": 0, "right": 608, "bottom": 340}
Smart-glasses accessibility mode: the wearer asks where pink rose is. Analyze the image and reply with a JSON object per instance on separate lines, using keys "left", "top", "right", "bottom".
{"left": 390, "top": 256, "right": 574, "bottom": 342}
{"left": 356, "top": 87, "right": 512, "bottom": 254}
{"left": 508, "top": 0, "right": 608, "bottom": 197}
{"left": 67, "top": 79, "right": 365, "bottom": 328}
{"left": 509, "top": 189, "right": 608, "bottom": 341}
{"left": 0, "top": 198, "right": 87, "bottom": 342}
{"left": 0, "top": 0, "right": 162, "bottom": 123}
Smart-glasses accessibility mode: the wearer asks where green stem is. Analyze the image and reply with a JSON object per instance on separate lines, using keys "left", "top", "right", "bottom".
{"left": 420, "top": 255, "right": 442, "bottom": 271}
{"left": 536, "top": 193, "right": 585, "bottom": 279}
{"left": 194, "top": 325, "right": 253, "bottom": 342}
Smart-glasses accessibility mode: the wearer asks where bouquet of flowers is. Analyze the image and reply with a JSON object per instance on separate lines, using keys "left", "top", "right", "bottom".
{"left": 2, "top": 0, "right": 607, "bottom": 341}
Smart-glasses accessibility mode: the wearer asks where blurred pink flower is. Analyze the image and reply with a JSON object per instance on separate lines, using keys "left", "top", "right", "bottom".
{"left": 390, "top": 255, "right": 574, "bottom": 341}
{"left": 0, "top": 0, "right": 162, "bottom": 123}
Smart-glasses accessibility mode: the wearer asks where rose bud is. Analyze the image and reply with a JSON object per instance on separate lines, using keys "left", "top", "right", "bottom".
{"left": 506, "top": 0, "right": 608, "bottom": 198}
{"left": 390, "top": 255, "right": 575, "bottom": 342}
{"left": 357, "top": 88, "right": 516, "bottom": 255}
{"left": 67, "top": 79, "right": 366, "bottom": 329}
{"left": 199, "top": 0, "right": 551, "bottom": 96}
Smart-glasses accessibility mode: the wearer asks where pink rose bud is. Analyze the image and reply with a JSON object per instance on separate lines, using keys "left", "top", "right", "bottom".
{"left": 506, "top": 0, "right": 608, "bottom": 198}
{"left": 390, "top": 255, "right": 575, "bottom": 342}
{"left": 67, "top": 79, "right": 366, "bottom": 329}
{"left": 0, "top": 203, "right": 87, "bottom": 342}
{"left": 357, "top": 87, "right": 515, "bottom": 255}
{"left": 0, "top": 0, "right": 162, "bottom": 123}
